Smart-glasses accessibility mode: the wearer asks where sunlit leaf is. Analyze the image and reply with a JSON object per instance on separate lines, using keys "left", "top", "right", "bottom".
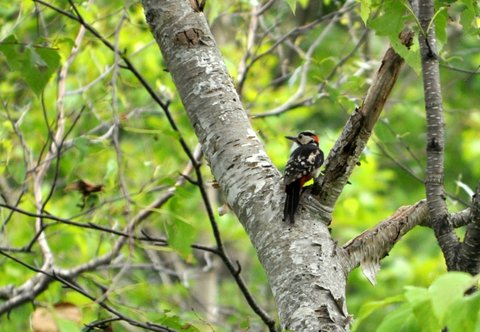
{"left": 286, "top": 0, "right": 297, "bottom": 14}
{"left": 376, "top": 302, "right": 420, "bottom": 332}
{"left": 405, "top": 286, "right": 441, "bottom": 332}
{"left": 352, "top": 294, "right": 404, "bottom": 331}
{"left": 165, "top": 218, "right": 196, "bottom": 260}
{"left": 445, "top": 291, "right": 480, "bottom": 332}
{"left": 358, "top": 0, "right": 372, "bottom": 25}
{"left": 0, "top": 35, "right": 61, "bottom": 95}
{"left": 428, "top": 272, "right": 473, "bottom": 324}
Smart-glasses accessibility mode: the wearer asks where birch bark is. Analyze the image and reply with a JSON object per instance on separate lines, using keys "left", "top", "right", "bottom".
{"left": 142, "top": 1, "right": 349, "bottom": 330}
{"left": 141, "top": 1, "right": 420, "bottom": 330}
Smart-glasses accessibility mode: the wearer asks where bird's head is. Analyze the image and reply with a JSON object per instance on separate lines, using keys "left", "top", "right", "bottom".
{"left": 285, "top": 131, "right": 319, "bottom": 147}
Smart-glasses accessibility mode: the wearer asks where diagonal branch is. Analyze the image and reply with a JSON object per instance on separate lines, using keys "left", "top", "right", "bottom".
{"left": 315, "top": 31, "right": 414, "bottom": 224}
{"left": 253, "top": 0, "right": 353, "bottom": 118}
{"left": 342, "top": 200, "right": 428, "bottom": 284}
{"left": 31, "top": 6, "right": 90, "bottom": 276}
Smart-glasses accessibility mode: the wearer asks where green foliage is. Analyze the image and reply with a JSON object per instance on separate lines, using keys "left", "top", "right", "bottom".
{"left": 354, "top": 272, "right": 480, "bottom": 331}
{"left": 0, "top": 0, "right": 479, "bottom": 330}
{"left": 367, "top": 0, "right": 421, "bottom": 74}
{"left": 358, "top": 0, "right": 372, "bottom": 25}
{"left": 56, "top": 319, "right": 82, "bottom": 332}
{"left": 285, "top": 0, "right": 310, "bottom": 14}
{"left": 458, "top": 0, "right": 480, "bottom": 35}
{"left": 0, "top": 35, "right": 61, "bottom": 95}
{"left": 164, "top": 216, "right": 196, "bottom": 260}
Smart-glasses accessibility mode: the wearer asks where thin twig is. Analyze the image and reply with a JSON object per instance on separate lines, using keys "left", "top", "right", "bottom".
{"left": 0, "top": 249, "right": 176, "bottom": 332}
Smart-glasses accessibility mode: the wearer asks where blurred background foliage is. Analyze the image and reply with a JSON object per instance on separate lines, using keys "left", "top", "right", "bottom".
{"left": 0, "top": 0, "right": 479, "bottom": 331}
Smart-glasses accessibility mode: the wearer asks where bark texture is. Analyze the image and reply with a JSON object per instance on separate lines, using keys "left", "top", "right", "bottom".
{"left": 457, "top": 184, "right": 480, "bottom": 274}
{"left": 418, "top": 0, "right": 459, "bottom": 268}
{"left": 142, "top": 1, "right": 348, "bottom": 330}
{"left": 342, "top": 200, "right": 428, "bottom": 283}
{"left": 141, "top": 1, "right": 423, "bottom": 330}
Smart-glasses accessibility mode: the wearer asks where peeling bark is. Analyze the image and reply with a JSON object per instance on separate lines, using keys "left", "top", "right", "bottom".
{"left": 141, "top": 1, "right": 420, "bottom": 330}
{"left": 342, "top": 200, "right": 428, "bottom": 283}
{"left": 142, "top": 1, "right": 348, "bottom": 330}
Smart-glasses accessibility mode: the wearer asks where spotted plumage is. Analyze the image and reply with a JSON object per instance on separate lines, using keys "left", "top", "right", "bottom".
{"left": 283, "top": 131, "right": 324, "bottom": 224}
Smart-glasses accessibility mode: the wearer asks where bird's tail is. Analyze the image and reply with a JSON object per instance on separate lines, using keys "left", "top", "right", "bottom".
{"left": 284, "top": 181, "right": 301, "bottom": 224}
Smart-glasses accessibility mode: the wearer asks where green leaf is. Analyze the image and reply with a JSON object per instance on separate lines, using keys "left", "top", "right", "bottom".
{"left": 0, "top": 35, "right": 61, "bottom": 95}
{"left": 404, "top": 286, "right": 441, "bottom": 332}
{"left": 165, "top": 218, "right": 195, "bottom": 260}
{"left": 369, "top": 0, "right": 422, "bottom": 73}
{"left": 159, "top": 311, "right": 200, "bottom": 331}
{"left": 445, "top": 291, "right": 480, "bottom": 332}
{"left": 298, "top": 0, "right": 309, "bottom": 9}
{"left": 376, "top": 302, "right": 420, "bottom": 332}
{"left": 428, "top": 272, "right": 473, "bottom": 323}
{"left": 458, "top": 0, "right": 479, "bottom": 36}
{"left": 240, "top": 318, "right": 250, "bottom": 329}
{"left": 286, "top": 0, "right": 297, "bottom": 14}
{"left": 433, "top": 6, "right": 448, "bottom": 46}
{"left": 404, "top": 285, "right": 429, "bottom": 305}
{"left": 358, "top": 0, "right": 372, "bottom": 25}
{"left": 352, "top": 294, "right": 404, "bottom": 331}
{"left": 57, "top": 319, "right": 82, "bottom": 332}
{"left": 390, "top": 37, "right": 421, "bottom": 75}
{"left": 369, "top": 0, "right": 406, "bottom": 38}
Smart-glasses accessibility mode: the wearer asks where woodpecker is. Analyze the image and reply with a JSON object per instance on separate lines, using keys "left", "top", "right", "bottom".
{"left": 283, "top": 131, "right": 324, "bottom": 224}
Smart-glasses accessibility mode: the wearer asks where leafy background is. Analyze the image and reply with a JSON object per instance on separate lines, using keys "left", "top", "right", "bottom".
{"left": 0, "top": 0, "right": 479, "bottom": 331}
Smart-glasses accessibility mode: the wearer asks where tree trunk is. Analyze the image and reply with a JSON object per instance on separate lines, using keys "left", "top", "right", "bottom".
{"left": 142, "top": 1, "right": 349, "bottom": 330}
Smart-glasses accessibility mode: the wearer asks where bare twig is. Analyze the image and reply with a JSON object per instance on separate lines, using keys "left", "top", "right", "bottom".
{"left": 31, "top": 6, "right": 91, "bottom": 273}
{"left": 0, "top": 146, "right": 204, "bottom": 315}
{"left": 36, "top": 1, "right": 276, "bottom": 327}
{"left": 254, "top": 0, "right": 354, "bottom": 118}
{"left": 0, "top": 104, "right": 30, "bottom": 231}
{"left": 0, "top": 250, "right": 176, "bottom": 332}
{"left": 190, "top": 145, "right": 277, "bottom": 330}
{"left": 33, "top": 0, "right": 198, "bottom": 169}
{"left": 254, "top": 25, "right": 368, "bottom": 118}
{"left": 440, "top": 63, "right": 480, "bottom": 75}
{"left": 109, "top": 7, "right": 132, "bottom": 210}
{"left": 237, "top": 4, "right": 260, "bottom": 95}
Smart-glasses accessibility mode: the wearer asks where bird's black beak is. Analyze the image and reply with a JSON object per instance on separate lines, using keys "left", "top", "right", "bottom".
{"left": 285, "top": 135, "right": 298, "bottom": 143}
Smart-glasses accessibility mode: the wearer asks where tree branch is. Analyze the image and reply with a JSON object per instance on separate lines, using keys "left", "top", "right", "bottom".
{"left": 342, "top": 200, "right": 428, "bottom": 284}
{"left": 417, "top": 0, "right": 459, "bottom": 268}
{"left": 0, "top": 146, "right": 203, "bottom": 315}
{"left": 251, "top": 0, "right": 354, "bottom": 118}
{"left": 315, "top": 31, "right": 414, "bottom": 224}
{"left": 450, "top": 208, "right": 471, "bottom": 228}
{"left": 456, "top": 183, "right": 480, "bottom": 274}
{"left": 140, "top": 1, "right": 354, "bottom": 330}
{"left": 0, "top": 250, "right": 176, "bottom": 332}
